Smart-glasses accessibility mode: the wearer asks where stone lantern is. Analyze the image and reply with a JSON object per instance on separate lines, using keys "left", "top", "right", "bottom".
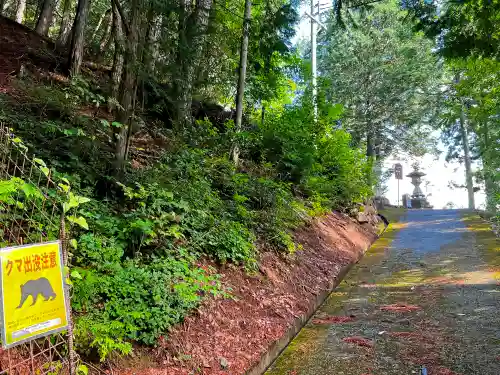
{"left": 406, "top": 166, "right": 430, "bottom": 209}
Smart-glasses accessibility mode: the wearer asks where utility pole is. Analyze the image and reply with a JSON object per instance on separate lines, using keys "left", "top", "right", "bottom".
{"left": 311, "top": 0, "right": 317, "bottom": 120}
{"left": 305, "top": 1, "right": 328, "bottom": 121}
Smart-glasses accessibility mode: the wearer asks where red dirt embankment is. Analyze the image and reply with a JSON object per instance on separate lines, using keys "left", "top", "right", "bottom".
{"left": 119, "top": 212, "right": 377, "bottom": 375}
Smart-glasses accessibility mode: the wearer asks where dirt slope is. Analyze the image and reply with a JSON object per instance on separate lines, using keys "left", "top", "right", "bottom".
{"left": 117, "top": 212, "right": 377, "bottom": 375}
{"left": 0, "top": 16, "right": 62, "bottom": 90}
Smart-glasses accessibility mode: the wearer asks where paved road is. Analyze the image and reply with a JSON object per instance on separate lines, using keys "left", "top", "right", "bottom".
{"left": 266, "top": 210, "right": 500, "bottom": 375}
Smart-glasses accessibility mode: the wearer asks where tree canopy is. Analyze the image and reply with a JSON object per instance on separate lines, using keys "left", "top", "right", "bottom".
{"left": 319, "top": 1, "right": 441, "bottom": 159}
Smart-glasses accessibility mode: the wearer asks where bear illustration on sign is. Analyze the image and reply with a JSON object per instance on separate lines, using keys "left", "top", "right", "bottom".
{"left": 17, "top": 277, "right": 56, "bottom": 309}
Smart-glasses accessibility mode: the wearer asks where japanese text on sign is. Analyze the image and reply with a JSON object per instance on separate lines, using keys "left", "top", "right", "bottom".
{"left": 5, "top": 252, "right": 57, "bottom": 275}
{"left": 0, "top": 241, "right": 68, "bottom": 348}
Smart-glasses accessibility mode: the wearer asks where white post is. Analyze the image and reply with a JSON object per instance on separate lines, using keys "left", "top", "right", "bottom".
{"left": 311, "top": 0, "right": 317, "bottom": 120}
{"left": 397, "top": 179, "right": 400, "bottom": 207}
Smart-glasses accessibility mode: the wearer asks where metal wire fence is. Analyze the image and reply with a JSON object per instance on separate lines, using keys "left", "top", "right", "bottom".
{"left": 0, "top": 123, "right": 75, "bottom": 374}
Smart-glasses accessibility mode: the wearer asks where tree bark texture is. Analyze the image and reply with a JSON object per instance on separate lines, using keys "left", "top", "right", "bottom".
{"left": 459, "top": 104, "right": 475, "bottom": 210}
{"left": 35, "top": 0, "right": 56, "bottom": 36}
{"left": 68, "top": 0, "right": 91, "bottom": 75}
{"left": 91, "top": 8, "right": 110, "bottom": 41}
{"left": 145, "top": 11, "right": 162, "bottom": 75}
{"left": 114, "top": 0, "right": 140, "bottom": 173}
{"left": 57, "top": 0, "right": 73, "bottom": 47}
{"left": 97, "top": 12, "right": 113, "bottom": 56}
{"left": 230, "top": 0, "right": 252, "bottom": 165}
{"left": 366, "top": 128, "right": 375, "bottom": 158}
{"left": 15, "top": 0, "right": 26, "bottom": 23}
{"left": 110, "top": 0, "right": 124, "bottom": 109}
{"left": 175, "top": 0, "right": 213, "bottom": 128}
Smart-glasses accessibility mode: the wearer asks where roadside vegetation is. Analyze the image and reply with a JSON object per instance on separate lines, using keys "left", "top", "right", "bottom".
{"left": 0, "top": 0, "right": 498, "bottom": 364}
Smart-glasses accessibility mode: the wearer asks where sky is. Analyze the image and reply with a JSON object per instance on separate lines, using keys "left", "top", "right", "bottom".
{"left": 383, "top": 149, "right": 486, "bottom": 209}
{"left": 293, "top": 1, "right": 486, "bottom": 209}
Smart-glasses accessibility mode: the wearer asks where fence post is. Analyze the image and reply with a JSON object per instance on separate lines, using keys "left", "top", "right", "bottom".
{"left": 60, "top": 213, "right": 76, "bottom": 375}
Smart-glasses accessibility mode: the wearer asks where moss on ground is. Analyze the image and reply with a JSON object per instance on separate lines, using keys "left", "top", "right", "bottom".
{"left": 267, "top": 210, "right": 500, "bottom": 375}
{"left": 462, "top": 213, "right": 500, "bottom": 278}
{"left": 266, "top": 209, "right": 407, "bottom": 375}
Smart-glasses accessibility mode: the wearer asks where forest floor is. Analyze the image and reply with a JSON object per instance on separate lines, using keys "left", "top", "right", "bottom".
{"left": 266, "top": 209, "right": 500, "bottom": 375}
{"left": 115, "top": 212, "right": 378, "bottom": 375}
{"left": 0, "top": 16, "right": 64, "bottom": 90}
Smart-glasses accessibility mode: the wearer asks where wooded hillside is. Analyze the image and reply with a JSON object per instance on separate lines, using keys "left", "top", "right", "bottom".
{"left": 0, "top": 0, "right": 498, "bottom": 370}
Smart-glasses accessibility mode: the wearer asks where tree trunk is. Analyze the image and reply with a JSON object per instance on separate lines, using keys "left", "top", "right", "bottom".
{"left": 481, "top": 122, "right": 495, "bottom": 212}
{"left": 459, "top": 104, "right": 475, "bottom": 210}
{"left": 175, "top": 0, "right": 191, "bottom": 127}
{"left": 366, "top": 128, "right": 375, "bottom": 158}
{"left": 68, "top": 0, "right": 90, "bottom": 76}
{"left": 175, "top": 0, "right": 213, "bottom": 128}
{"left": 144, "top": 10, "right": 162, "bottom": 75}
{"left": 114, "top": 0, "right": 140, "bottom": 174}
{"left": 365, "top": 126, "right": 376, "bottom": 188}
{"left": 35, "top": 0, "right": 56, "bottom": 36}
{"left": 230, "top": 0, "right": 251, "bottom": 165}
{"left": 259, "top": 49, "right": 271, "bottom": 126}
{"left": 57, "top": 0, "right": 73, "bottom": 48}
{"left": 97, "top": 12, "right": 113, "bottom": 56}
{"left": 91, "top": 8, "right": 110, "bottom": 41}
{"left": 110, "top": 0, "right": 124, "bottom": 110}
{"left": 15, "top": 0, "right": 26, "bottom": 23}
{"left": 483, "top": 163, "right": 495, "bottom": 212}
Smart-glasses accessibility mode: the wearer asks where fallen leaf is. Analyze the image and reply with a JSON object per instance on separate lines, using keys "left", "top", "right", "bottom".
{"left": 342, "top": 336, "right": 374, "bottom": 348}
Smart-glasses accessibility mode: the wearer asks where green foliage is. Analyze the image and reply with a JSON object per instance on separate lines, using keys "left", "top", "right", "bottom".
{"left": 320, "top": 1, "right": 441, "bottom": 159}
{"left": 73, "top": 257, "right": 221, "bottom": 360}
{"left": 0, "top": 177, "right": 43, "bottom": 204}
{"left": 0, "top": 0, "right": 381, "bottom": 363}
{"left": 409, "top": 0, "right": 500, "bottom": 59}
{"left": 0, "top": 174, "right": 61, "bottom": 246}
{"left": 6, "top": 0, "right": 497, "bottom": 364}
{"left": 203, "top": 220, "right": 256, "bottom": 264}
{"left": 247, "top": 1, "right": 299, "bottom": 107}
{"left": 438, "top": 58, "right": 500, "bottom": 214}
{"left": 0, "top": 83, "right": 114, "bottom": 183}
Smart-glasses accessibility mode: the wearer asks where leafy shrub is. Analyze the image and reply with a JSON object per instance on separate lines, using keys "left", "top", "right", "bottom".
{"left": 0, "top": 75, "right": 374, "bottom": 361}
{"left": 75, "top": 233, "right": 124, "bottom": 268}
{"left": 73, "top": 257, "right": 221, "bottom": 360}
{"left": 309, "top": 130, "right": 372, "bottom": 209}
{"left": 200, "top": 220, "right": 256, "bottom": 264}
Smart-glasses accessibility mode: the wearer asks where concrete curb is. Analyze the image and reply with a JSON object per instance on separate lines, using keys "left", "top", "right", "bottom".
{"left": 245, "top": 242, "right": 373, "bottom": 375}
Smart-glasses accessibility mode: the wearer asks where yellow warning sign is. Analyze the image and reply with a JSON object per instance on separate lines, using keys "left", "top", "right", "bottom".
{"left": 0, "top": 241, "right": 68, "bottom": 348}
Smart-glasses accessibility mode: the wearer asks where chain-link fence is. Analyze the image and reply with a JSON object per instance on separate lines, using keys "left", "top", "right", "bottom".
{"left": 0, "top": 124, "right": 75, "bottom": 375}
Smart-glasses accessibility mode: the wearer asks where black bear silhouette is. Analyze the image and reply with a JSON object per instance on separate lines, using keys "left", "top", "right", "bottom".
{"left": 17, "top": 277, "right": 56, "bottom": 309}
